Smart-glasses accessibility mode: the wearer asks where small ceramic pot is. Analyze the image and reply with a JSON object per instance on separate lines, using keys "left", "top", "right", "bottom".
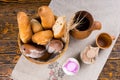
{"left": 80, "top": 45, "right": 99, "bottom": 64}
{"left": 62, "top": 58, "right": 80, "bottom": 75}
{"left": 70, "top": 11, "right": 102, "bottom": 39}
{"left": 96, "top": 32, "right": 115, "bottom": 49}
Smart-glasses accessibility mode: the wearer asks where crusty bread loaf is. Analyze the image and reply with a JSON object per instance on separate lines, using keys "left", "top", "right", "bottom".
{"left": 38, "top": 6, "right": 55, "bottom": 29}
{"left": 31, "top": 19, "right": 43, "bottom": 33}
{"left": 32, "top": 30, "right": 53, "bottom": 45}
{"left": 52, "top": 16, "right": 66, "bottom": 38}
{"left": 17, "top": 12, "right": 33, "bottom": 43}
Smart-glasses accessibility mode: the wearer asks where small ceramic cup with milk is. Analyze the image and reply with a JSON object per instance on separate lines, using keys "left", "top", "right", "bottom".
{"left": 62, "top": 58, "right": 80, "bottom": 75}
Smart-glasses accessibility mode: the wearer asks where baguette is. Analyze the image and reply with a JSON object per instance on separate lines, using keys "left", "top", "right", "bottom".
{"left": 17, "top": 12, "right": 33, "bottom": 43}
{"left": 52, "top": 16, "right": 66, "bottom": 38}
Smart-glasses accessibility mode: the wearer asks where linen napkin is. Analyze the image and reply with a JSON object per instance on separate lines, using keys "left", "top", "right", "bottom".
{"left": 11, "top": 0, "right": 120, "bottom": 80}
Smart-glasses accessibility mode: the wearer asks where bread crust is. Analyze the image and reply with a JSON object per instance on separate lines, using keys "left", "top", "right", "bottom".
{"left": 17, "top": 12, "right": 33, "bottom": 43}
{"left": 53, "top": 16, "right": 66, "bottom": 38}
{"left": 38, "top": 6, "right": 55, "bottom": 29}
{"left": 31, "top": 19, "right": 43, "bottom": 33}
{"left": 32, "top": 30, "right": 53, "bottom": 45}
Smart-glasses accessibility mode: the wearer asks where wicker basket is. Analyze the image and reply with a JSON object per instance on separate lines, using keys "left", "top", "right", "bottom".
{"left": 18, "top": 33, "right": 69, "bottom": 64}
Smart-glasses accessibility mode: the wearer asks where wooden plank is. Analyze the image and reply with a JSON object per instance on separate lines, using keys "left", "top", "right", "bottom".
{"left": 112, "top": 44, "right": 120, "bottom": 52}
{"left": 0, "top": 0, "right": 51, "bottom": 3}
{"left": 108, "top": 35, "right": 120, "bottom": 59}
{"left": 0, "top": 40, "right": 19, "bottom": 54}
{"left": 116, "top": 40, "right": 120, "bottom": 45}
{"left": 0, "top": 64, "right": 15, "bottom": 76}
{"left": 107, "top": 35, "right": 120, "bottom": 59}
{"left": 0, "top": 76, "right": 12, "bottom": 80}
{"left": 110, "top": 35, "right": 120, "bottom": 52}
{"left": 0, "top": 16, "right": 18, "bottom": 40}
{"left": 109, "top": 52, "right": 120, "bottom": 60}
{"left": 0, "top": 2, "right": 50, "bottom": 17}
{"left": 98, "top": 59, "right": 120, "bottom": 80}
{"left": 115, "top": 35, "right": 120, "bottom": 45}
{"left": 0, "top": 54, "right": 20, "bottom": 64}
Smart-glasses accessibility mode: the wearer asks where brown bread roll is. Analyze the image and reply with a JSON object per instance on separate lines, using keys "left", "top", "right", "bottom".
{"left": 32, "top": 30, "right": 53, "bottom": 45}
{"left": 38, "top": 6, "right": 55, "bottom": 29}
{"left": 20, "top": 44, "right": 46, "bottom": 58}
{"left": 46, "top": 39, "right": 64, "bottom": 54}
{"left": 31, "top": 19, "right": 43, "bottom": 33}
{"left": 17, "top": 12, "right": 33, "bottom": 43}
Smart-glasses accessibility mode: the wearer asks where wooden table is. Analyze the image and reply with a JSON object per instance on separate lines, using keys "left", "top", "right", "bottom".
{"left": 0, "top": 0, "right": 120, "bottom": 80}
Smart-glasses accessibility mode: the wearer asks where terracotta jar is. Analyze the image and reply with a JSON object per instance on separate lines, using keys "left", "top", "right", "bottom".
{"left": 70, "top": 11, "right": 102, "bottom": 39}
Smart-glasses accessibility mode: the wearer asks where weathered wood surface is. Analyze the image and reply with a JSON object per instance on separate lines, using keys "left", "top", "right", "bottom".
{"left": 0, "top": 76, "right": 12, "bottom": 80}
{"left": 0, "top": 0, "right": 120, "bottom": 80}
{"left": 0, "top": 0, "right": 50, "bottom": 3}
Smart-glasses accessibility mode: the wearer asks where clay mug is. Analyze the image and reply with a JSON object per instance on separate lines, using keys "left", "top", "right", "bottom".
{"left": 96, "top": 32, "right": 115, "bottom": 49}
{"left": 70, "top": 11, "right": 102, "bottom": 39}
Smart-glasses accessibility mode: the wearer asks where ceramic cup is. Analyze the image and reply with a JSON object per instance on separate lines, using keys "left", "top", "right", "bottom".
{"left": 62, "top": 58, "right": 80, "bottom": 75}
{"left": 96, "top": 32, "right": 115, "bottom": 49}
{"left": 70, "top": 11, "right": 101, "bottom": 39}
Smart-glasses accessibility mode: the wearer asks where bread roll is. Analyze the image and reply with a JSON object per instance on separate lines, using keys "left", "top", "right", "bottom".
{"left": 20, "top": 44, "right": 46, "bottom": 58}
{"left": 32, "top": 30, "right": 53, "bottom": 45}
{"left": 38, "top": 6, "right": 55, "bottom": 29}
{"left": 17, "top": 12, "right": 33, "bottom": 43}
{"left": 31, "top": 19, "right": 43, "bottom": 33}
{"left": 46, "top": 39, "right": 63, "bottom": 53}
{"left": 52, "top": 16, "right": 66, "bottom": 38}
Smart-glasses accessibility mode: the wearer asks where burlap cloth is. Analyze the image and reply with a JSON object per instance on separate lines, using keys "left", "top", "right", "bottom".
{"left": 11, "top": 0, "right": 120, "bottom": 80}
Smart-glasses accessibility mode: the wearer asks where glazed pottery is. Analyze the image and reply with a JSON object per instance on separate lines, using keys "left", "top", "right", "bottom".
{"left": 70, "top": 11, "right": 102, "bottom": 39}
{"left": 80, "top": 45, "right": 99, "bottom": 64}
{"left": 96, "top": 32, "right": 115, "bottom": 49}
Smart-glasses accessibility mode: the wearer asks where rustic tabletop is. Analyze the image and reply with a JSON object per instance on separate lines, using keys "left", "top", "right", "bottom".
{"left": 0, "top": 0, "right": 120, "bottom": 80}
